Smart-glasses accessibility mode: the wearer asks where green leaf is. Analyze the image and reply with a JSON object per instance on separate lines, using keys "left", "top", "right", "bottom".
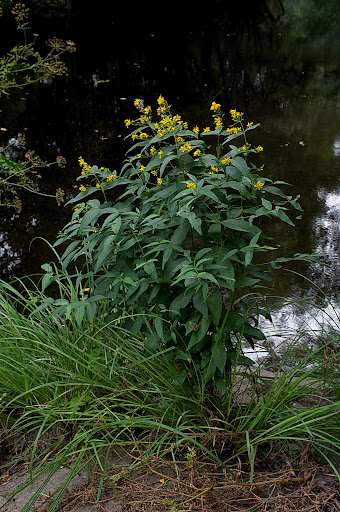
{"left": 170, "top": 222, "right": 190, "bottom": 246}
{"left": 212, "top": 338, "right": 227, "bottom": 373}
{"left": 193, "top": 290, "right": 208, "bottom": 316}
{"left": 144, "top": 333, "right": 158, "bottom": 354}
{"left": 222, "top": 219, "right": 260, "bottom": 234}
{"left": 261, "top": 198, "right": 272, "bottom": 210}
{"left": 208, "top": 223, "right": 221, "bottom": 238}
{"left": 86, "top": 302, "right": 97, "bottom": 323}
{"left": 272, "top": 208, "right": 295, "bottom": 226}
{"left": 207, "top": 289, "right": 222, "bottom": 326}
{"left": 162, "top": 246, "right": 173, "bottom": 270}
{"left": 197, "top": 187, "right": 221, "bottom": 203}
{"left": 94, "top": 235, "right": 115, "bottom": 271}
{"left": 188, "top": 315, "right": 211, "bottom": 350}
{"left": 154, "top": 317, "right": 164, "bottom": 341}
{"left": 235, "top": 276, "right": 260, "bottom": 288}
{"left": 74, "top": 303, "right": 85, "bottom": 327}
{"left": 196, "top": 272, "right": 219, "bottom": 285}
{"left": 144, "top": 261, "right": 158, "bottom": 280}
{"left": 244, "top": 250, "right": 254, "bottom": 266}
{"left": 80, "top": 208, "right": 101, "bottom": 229}
{"left": 170, "top": 290, "right": 194, "bottom": 312}
{"left": 263, "top": 185, "right": 288, "bottom": 199}
{"left": 41, "top": 272, "right": 56, "bottom": 293}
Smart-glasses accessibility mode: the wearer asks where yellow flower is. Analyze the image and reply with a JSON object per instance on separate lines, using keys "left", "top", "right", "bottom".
{"left": 157, "top": 94, "right": 165, "bottom": 105}
{"left": 151, "top": 170, "right": 158, "bottom": 176}
{"left": 158, "top": 150, "right": 163, "bottom": 158}
{"left": 211, "top": 165, "right": 219, "bottom": 173}
{"left": 150, "top": 146, "right": 156, "bottom": 155}
{"left": 79, "top": 184, "right": 87, "bottom": 192}
{"left": 157, "top": 177, "right": 163, "bottom": 185}
{"left": 132, "top": 134, "right": 138, "bottom": 140}
{"left": 214, "top": 117, "right": 223, "bottom": 128}
{"left": 78, "top": 156, "right": 91, "bottom": 173}
{"left": 176, "top": 136, "right": 185, "bottom": 143}
{"left": 222, "top": 157, "right": 231, "bottom": 166}
{"left": 203, "top": 127, "right": 211, "bottom": 133}
{"left": 134, "top": 98, "right": 141, "bottom": 107}
{"left": 226, "top": 127, "right": 241, "bottom": 135}
{"left": 256, "top": 145, "right": 264, "bottom": 152}
{"left": 95, "top": 182, "right": 101, "bottom": 188}
{"left": 140, "top": 164, "right": 145, "bottom": 171}
{"left": 124, "top": 119, "right": 132, "bottom": 128}
{"left": 254, "top": 180, "right": 264, "bottom": 190}
{"left": 186, "top": 182, "right": 196, "bottom": 191}
{"left": 193, "top": 126, "right": 200, "bottom": 137}
{"left": 247, "top": 122, "right": 254, "bottom": 128}
{"left": 210, "top": 101, "right": 221, "bottom": 111}
{"left": 137, "top": 153, "right": 142, "bottom": 159}
{"left": 179, "top": 143, "right": 192, "bottom": 152}
{"left": 144, "top": 105, "right": 151, "bottom": 114}
{"left": 106, "top": 174, "right": 117, "bottom": 182}
{"left": 193, "top": 149, "right": 201, "bottom": 157}
{"left": 159, "top": 478, "right": 165, "bottom": 484}
{"left": 230, "top": 109, "right": 243, "bottom": 121}
{"left": 157, "top": 105, "right": 167, "bottom": 116}
{"left": 139, "top": 132, "right": 149, "bottom": 139}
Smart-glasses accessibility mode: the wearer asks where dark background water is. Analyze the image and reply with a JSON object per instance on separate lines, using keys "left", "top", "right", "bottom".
{"left": 0, "top": 0, "right": 340, "bottom": 320}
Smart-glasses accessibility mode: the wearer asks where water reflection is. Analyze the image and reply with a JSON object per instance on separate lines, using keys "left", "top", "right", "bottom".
{"left": 333, "top": 136, "right": 340, "bottom": 158}
{"left": 313, "top": 188, "right": 340, "bottom": 286}
{"left": 245, "top": 298, "right": 340, "bottom": 364}
{"left": 0, "top": 1, "right": 339, "bottom": 328}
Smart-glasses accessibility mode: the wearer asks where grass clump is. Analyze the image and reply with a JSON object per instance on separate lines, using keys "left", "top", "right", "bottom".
{"left": 0, "top": 280, "right": 339, "bottom": 510}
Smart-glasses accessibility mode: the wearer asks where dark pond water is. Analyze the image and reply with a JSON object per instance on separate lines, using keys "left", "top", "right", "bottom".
{"left": 1, "top": 0, "right": 340, "bottom": 339}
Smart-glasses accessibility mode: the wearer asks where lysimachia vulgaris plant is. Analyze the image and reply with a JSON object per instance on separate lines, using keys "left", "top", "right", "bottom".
{"left": 44, "top": 96, "right": 319, "bottom": 396}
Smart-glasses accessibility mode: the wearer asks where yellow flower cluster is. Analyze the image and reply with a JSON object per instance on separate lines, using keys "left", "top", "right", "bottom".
{"left": 193, "top": 149, "right": 201, "bottom": 157}
{"left": 193, "top": 126, "right": 200, "bottom": 136}
{"left": 78, "top": 156, "right": 91, "bottom": 175}
{"left": 210, "top": 165, "right": 219, "bottom": 173}
{"left": 186, "top": 182, "right": 196, "bottom": 191}
{"left": 230, "top": 109, "right": 244, "bottom": 122}
{"left": 106, "top": 174, "right": 117, "bottom": 182}
{"left": 132, "top": 99, "right": 152, "bottom": 124}
{"left": 180, "top": 143, "right": 192, "bottom": 153}
{"left": 226, "top": 127, "right": 241, "bottom": 135}
{"left": 210, "top": 101, "right": 223, "bottom": 129}
{"left": 222, "top": 157, "right": 231, "bottom": 166}
{"left": 79, "top": 184, "right": 87, "bottom": 192}
{"left": 132, "top": 131, "right": 149, "bottom": 141}
{"left": 154, "top": 113, "right": 188, "bottom": 138}
{"left": 256, "top": 145, "right": 264, "bottom": 152}
{"left": 214, "top": 117, "right": 223, "bottom": 128}
{"left": 238, "top": 144, "right": 251, "bottom": 153}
